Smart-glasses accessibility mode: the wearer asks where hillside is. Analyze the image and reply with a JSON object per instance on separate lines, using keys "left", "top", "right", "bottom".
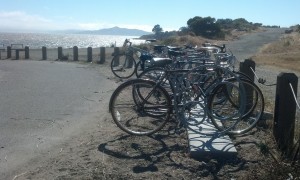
{"left": 78, "top": 26, "right": 151, "bottom": 36}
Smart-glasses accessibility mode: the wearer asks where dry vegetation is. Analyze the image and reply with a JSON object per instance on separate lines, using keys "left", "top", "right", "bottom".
{"left": 253, "top": 32, "right": 300, "bottom": 72}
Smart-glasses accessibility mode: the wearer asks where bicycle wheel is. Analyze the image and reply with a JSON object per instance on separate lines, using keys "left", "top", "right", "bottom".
{"left": 207, "top": 81, "right": 245, "bottom": 133}
{"left": 209, "top": 79, "right": 264, "bottom": 135}
{"left": 109, "top": 79, "right": 172, "bottom": 135}
{"left": 138, "top": 67, "right": 165, "bottom": 80}
{"left": 111, "top": 54, "right": 136, "bottom": 78}
{"left": 135, "top": 61, "right": 145, "bottom": 78}
{"left": 138, "top": 67, "right": 174, "bottom": 95}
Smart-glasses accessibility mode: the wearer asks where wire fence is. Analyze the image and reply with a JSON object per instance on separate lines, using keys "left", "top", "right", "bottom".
{"left": 289, "top": 82, "right": 300, "bottom": 147}
{"left": 290, "top": 83, "right": 300, "bottom": 110}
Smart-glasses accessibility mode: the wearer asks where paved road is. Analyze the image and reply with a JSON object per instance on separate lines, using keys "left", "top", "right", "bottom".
{"left": 226, "top": 28, "right": 285, "bottom": 61}
{"left": 0, "top": 60, "right": 115, "bottom": 177}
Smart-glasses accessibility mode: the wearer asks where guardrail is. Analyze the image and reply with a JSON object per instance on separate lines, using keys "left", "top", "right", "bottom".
{"left": 0, "top": 46, "right": 107, "bottom": 63}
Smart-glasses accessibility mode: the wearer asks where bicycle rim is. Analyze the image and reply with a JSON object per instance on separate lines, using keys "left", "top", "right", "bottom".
{"left": 225, "top": 80, "right": 264, "bottom": 135}
{"left": 207, "top": 81, "right": 245, "bottom": 134}
{"left": 109, "top": 79, "right": 172, "bottom": 135}
{"left": 208, "top": 80, "right": 264, "bottom": 135}
{"left": 111, "top": 55, "right": 136, "bottom": 78}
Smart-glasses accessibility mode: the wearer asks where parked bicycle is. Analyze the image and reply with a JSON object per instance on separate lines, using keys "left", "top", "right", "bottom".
{"left": 109, "top": 41, "right": 265, "bottom": 135}
{"left": 109, "top": 64, "right": 250, "bottom": 136}
{"left": 110, "top": 39, "right": 172, "bottom": 79}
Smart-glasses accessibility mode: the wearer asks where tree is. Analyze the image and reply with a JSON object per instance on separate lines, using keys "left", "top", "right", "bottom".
{"left": 216, "top": 18, "right": 234, "bottom": 29}
{"left": 152, "top": 24, "right": 163, "bottom": 35}
{"left": 232, "top": 18, "right": 251, "bottom": 30}
{"left": 187, "top": 16, "right": 223, "bottom": 38}
{"left": 178, "top": 26, "right": 190, "bottom": 35}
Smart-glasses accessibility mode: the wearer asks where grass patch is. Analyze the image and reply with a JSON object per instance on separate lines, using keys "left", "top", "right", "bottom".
{"left": 253, "top": 32, "right": 300, "bottom": 72}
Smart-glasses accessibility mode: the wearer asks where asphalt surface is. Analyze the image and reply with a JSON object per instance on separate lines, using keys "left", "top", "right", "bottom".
{"left": 226, "top": 28, "right": 285, "bottom": 61}
{"left": 0, "top": 60, "right": 115, "bottom": 176}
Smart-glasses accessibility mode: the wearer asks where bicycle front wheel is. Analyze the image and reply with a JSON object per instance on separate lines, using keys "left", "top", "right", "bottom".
{"left": 109, "top": 79, "right": 172, "bottom": 135}
{"left": 111, "top": 54, "right": 136, "bottom": 78}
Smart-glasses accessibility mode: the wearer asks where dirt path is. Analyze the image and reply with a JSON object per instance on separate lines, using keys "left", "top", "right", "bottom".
{"left": 3, "top": 28, "right": 294, "bottom": 180}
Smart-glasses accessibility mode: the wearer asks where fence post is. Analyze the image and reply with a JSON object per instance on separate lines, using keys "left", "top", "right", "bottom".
{"left": 7, "top": 46, "right": 11, "bottom": 59}
{"left": 239, "top": 58, "right": 255, "bottom": 82}
{"left": 87, "top": 47, "right": 92, "bottom": 62}
{"left": 273, "top": 73, "right": 298, "bottom": 155}
{"left": 112, "top": 47, "right": 119, "bottom": 66}
{"left": 58, "top": 47, "right": 63, "bottom": 60}
{"left": 42, "top": 46, "right": 47, "bottom": 60}
{"left": 25, "top": 46, "right": 29, "bottom": 59}
{"left": 98, "top": 47, "right": 105, "bottom": 64}
{"left": 73, "top": 46, "right": 78, "bottom": 61}
{"left": 16, "top": 50, "right": 19, "bottom": 60}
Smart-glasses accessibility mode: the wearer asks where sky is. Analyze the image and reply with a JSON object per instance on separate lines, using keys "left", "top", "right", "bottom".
{"left": 0, "top": 0, "right": 299, "bottom": 33}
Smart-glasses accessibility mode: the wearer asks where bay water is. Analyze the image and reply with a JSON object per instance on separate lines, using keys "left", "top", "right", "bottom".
{"left": 0, "top": 33, "right": 145, "bottom": 49}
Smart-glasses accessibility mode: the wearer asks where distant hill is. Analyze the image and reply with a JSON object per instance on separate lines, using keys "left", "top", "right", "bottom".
{"left": 78, "top": 26, "right": 152, "bottom": 36}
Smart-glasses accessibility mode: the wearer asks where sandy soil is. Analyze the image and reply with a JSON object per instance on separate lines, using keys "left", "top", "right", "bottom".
{"left": 1, "top": 31, "right": 299, "bottom": 179}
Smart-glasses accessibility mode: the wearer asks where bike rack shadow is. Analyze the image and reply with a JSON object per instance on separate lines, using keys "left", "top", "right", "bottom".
{"left": 97, "top": 119, "right": 262, "bottom": 177}
{"left": 98, "top": 129, "right": 187, "bottom": 174}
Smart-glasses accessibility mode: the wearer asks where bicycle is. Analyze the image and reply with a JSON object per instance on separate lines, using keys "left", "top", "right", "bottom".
{"left": 137, "top": 54, "right": 264, "bottom": 135}
{"left": 110, "top": 39, "right": 172, "bottom": 79}
{"left": 109, "top": 64, "right": 247, "bottom": 136}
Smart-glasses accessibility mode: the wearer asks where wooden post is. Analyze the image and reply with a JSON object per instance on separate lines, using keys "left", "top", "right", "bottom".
{"left": 113, "top": 47, "right": 120, "bottom": 66}
{"left": 274, "top": 73, "right": 298, "bottom": 155}
{"left": 240, "top": 59, "right": 256, "bottom": 110}
{"left": 126, "top": 50, "right": 133, "bottom": 68}
{"left": 239, "top": 59, "right": 255, "bottom": 82}
{"left": 99, "top": 47, "right": 105, "bottom": 64}
{"left": 73, "top": 46, "right": 78, "bottom": 61}
{"left": 7, "top": 46, "right": 11, "bottom": 59}
{"left": 42, "top": 46, "right": 47, "bottom": 60}
{"left": 58, "top": 47, "right": 63, "bottom": 60}
{"left": 16, "top": 50, "right": 19, "bottom": 60}
{"left": 25, "top": 46, "right": 29, "bottom": 59}
{"left": 87, "top": 47, "right": 92, "bottom": 62}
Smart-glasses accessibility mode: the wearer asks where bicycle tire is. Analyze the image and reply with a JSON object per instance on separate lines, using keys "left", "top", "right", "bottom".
{"left": 111, "top": 54, "right": 136, "bottom": 78}
{"left": 135, "top": 61, "right": 144, "bottom": 78}
{"left": 208, "top": 79, "right": 264, "bottom": 135}
{"left": 109, "top": 79, "right": 172, "bottom": 135}
{"left": 138, "top": 67, "right": 173, "bottom": 95}
{"left": 206, "top": 81, "right": 245, "bottom": 133}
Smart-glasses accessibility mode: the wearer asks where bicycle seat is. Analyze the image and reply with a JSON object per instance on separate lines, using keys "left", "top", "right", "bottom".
{"left": 152, "top": 57, "right": 172, "bottom": 67}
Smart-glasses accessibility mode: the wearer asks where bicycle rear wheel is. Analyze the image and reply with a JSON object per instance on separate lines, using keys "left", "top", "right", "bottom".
{"left": 109, "top": 79, "right": 172, "bottom": 135}
{"left": 208, "top": 80, "right": 264, "bottom": 135}
{"left": 207, "top": 81, "right": 246, "bottom": 134}
{"left": 111, "top": 54, "right": 136, "bottom": 78}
